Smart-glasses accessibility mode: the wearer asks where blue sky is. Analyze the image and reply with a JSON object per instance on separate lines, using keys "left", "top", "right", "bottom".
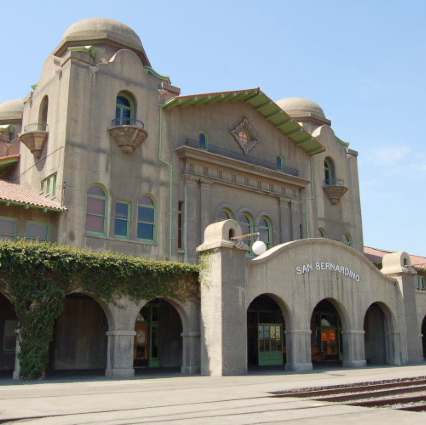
{"left": 1, "top": 0, "right": 425, "bottom": 255}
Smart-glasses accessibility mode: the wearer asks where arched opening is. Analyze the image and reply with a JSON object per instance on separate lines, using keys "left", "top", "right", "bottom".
{"left": 48, "top": 294, "right": 108, "bottom": 375}
{"left": 199, "top": 131, "right": 208, "bottom": 149}
{"left": 0, "top": 293, "right": 17, "bottom": 377}
{"left": 311, "top": 299, "right": 342, "bottom": 365}
{"left": 134, "top": 299, "right": 183, "bottom": 371}
{"left": 324, "top": 157, "right": 335, "bottom": 185}
{"left": 115, "top": 92, "right": 135, "bottom": 125}
{"left": 38, "top": 96, "right": 48, "bottom": 130}
{"left": 247, "top": 294, "right": 286, "bottom": 368}
{"left": 216, "top": 207, "right": 234, "bottom": 221}
{"left": 364, "top": 303, "right": 390, "bottom": 365}
{"left": 422, "top": 316, "right": 426, "bottom": 360}
{"left": 259, "top": 216, "right": 273, "bottom": 249}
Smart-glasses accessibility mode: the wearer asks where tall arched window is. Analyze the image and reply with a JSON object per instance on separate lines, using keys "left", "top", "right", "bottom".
{"left": 277, "top": 155, "right": 285, "bottom": 172}
{"left": 39, "top": 95, "right": 49, "bottom": 131}
{"left": 85, "top": 185, "right": 107, "bottom": 235}
{"left": 259, "top": 216, "right": 273, "bottom": 249}
{"left": 217, "top": 207, "right": 234, "bottom": 221}
{"left": 324, "top": 158, "right": 335, "bottom": 185}
{"left": 199, "top": 132, "right": 208, "bottom": 149}
{"left": 137, "top": 195, "right": 155, "bottom": 242}
{"left": 239, "top": 212, "right": 254, "bottom": 254}
{"left": 116, "top": 93, "right": 134, "bottom": 125}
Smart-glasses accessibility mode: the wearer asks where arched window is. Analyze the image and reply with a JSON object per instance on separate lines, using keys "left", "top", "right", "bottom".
{"left": 318, "top": 227, "right": 325, "bottom": 238}
{"left": 115, "top": 93, "right": 135, "bottom": 125}
{"left": 137, "top": 195, "right": 155, "bottom": 242}
{"left": 85, "top": 185, "right": 107, "bottom": 235}
{"left": 39, "top": 95, "right": 48, "bottom": 131}
{"left": 199, "top": 132, "right": 208, "bottom": 149}
{"left": 217, "top": 207, "right": 234, "bottom": 221}
{"left": 324, "top": 158, "right": 335, "bottom": 185}
{"left": 259, "top": 216, "right": 273, "bottom": 249}
{"left": 239, "top": 212, "right": 254, "bottom": 254}
{"left": 277, "top": 155, "right": 285, "bottom": 172}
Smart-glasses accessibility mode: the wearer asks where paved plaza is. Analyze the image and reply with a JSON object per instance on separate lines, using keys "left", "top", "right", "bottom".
{"left": 1, "top": 365, "right": 426, "bottom": 424}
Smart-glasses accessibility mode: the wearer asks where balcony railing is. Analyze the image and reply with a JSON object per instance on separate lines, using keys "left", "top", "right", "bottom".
{"left": 324, "top": 178, "right": 345, "bottom": 186}
{"left": 24, "top": 123, "right": 48, "bottom": 132}
{"left": 110, "top": 118, "right": 145, "bottom": 128}
{"left": 184, "top": 139, "right": 300, "bottom": 177}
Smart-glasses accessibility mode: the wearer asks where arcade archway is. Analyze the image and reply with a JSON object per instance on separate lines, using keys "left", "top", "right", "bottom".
{"left": 134, "top": 299, "right": 183, "bottom": 370}
{"left": 310, "top": 300, "right": 342, "bottom": 365}
{"left": 364, "top": 303, "right": 391, "bottom": 365}
{"left": 247, "top": 294, "right": 286, "bottom": 368}
{"left": 0, "top": 293, "right": 17, "bottom": 376}
{"left": 49, "top": 294, "right": 108, "bottom": 373}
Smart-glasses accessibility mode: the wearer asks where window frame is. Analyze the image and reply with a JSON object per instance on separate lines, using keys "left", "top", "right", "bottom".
{"left": 0, "top": 216, "right": 17, "bottom": 240}
{"left": 199, "top": 131, "right": 209, "bottom": 150}
{"left": 277, "top": 155, "right": 285, "bottom": 172}
{"left": 24, "top": 220, "right": 49, "bottom": 241}
{"left": 114, "top": 200, "right": 131, "bottom": 240}
{"left": 216, "top": 207, "right": 234, "bottom": 221}
{"left": 259, "top": 216, "right": 273, "bottom": 249}
{"left": 116, "top": 92, "right": 135, "bottom": 126}
{"left": 324, "top": 158, "right": 335, "bottom": 185}
{"left": 85, "top": 184, "right": 108, "bottom": 237}
{"left": 136, "top": 195, "right": 156, "bottom": 244}
{"left": 239, "top": 211, "right": 255, "bottom": 256}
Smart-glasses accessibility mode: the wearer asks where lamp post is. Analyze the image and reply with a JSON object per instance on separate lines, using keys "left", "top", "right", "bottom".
{"left": 230, "top": 232, "right": 267, "bottom": 256}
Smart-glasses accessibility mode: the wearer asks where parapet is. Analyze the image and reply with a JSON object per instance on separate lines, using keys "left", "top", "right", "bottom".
{"left": 381, "top": 251, "right": 413, "bottom": 275}
{"left": 197, "top": 220, "right": 248, "bottom": 252}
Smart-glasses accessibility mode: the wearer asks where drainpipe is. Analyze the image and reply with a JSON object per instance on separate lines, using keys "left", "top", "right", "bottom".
{"left": 157, "top": 99, "right": 173, "bottom": 260}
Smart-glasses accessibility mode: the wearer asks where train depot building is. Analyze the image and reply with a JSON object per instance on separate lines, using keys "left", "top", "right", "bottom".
{"left": 0, "top": 18, "right": 425, "bottom": 378}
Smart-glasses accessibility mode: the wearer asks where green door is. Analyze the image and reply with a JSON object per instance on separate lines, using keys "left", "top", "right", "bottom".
{"left": 258, "top": 324, "right": 283, "bottom": 366}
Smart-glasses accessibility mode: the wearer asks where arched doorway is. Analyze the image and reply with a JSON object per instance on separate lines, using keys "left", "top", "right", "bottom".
{"left": 311, "top": 300, "right": 342, "bottom": 365}
{"left": 49, "top": 294, "right": 108, "bottom": 374}
{"left": 134, "top": 299, "right": 183, "bottom": 370}
{"left": 364, "top": 303, "right": 389, "bottom": 365}
{"left": 0, "top": 293, "right": 17, "bottom": 376}
{"left": 247, "top": 295, "right": 286, "bottom": 368}
{"left": 422, "top": 316, "right": 426, "bottom": 360}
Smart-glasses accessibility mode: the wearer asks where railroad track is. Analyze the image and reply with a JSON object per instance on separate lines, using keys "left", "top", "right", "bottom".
{"left": 271, "top": 376, "right": 426, "bottom": 412}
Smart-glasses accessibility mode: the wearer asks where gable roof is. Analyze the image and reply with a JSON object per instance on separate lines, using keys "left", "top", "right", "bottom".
{"left": 162, "top": 88, "right": 325, "bottom": 156}
{"left": 0, "top": 179, "right": 67, "bottom": 212}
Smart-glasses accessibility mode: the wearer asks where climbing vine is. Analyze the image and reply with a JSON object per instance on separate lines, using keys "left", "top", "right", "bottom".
{"left": 0, "top": 240, "right": 199, "bottom": 379}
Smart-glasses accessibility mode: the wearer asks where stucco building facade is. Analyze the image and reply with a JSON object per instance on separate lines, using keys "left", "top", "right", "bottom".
{"left": 0, "top": 18, "right": 425, "bottom": 378}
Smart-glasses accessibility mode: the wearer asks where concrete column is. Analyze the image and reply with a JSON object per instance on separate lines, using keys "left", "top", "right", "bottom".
{"left": 12, "top": 329, "right": 20, "bottom": 380}
{"left": 181, "top": 332, "right": 201, "bottom": 374}
{"left": 200, "top": 180, "right": 212, "bottom": 239}
{"left": 184, "top": 176, "right": 199, "bottom": 263}
{"left": 387, "top": 331, "right": 403, "bottom": 365}
{"left": 290, "top": 200, "right": 301, "bottom": 240}
{"left": 285, "top": 329, "right": 313, "bottom": 371}
{"left": 105, "top": 330, "right": 136, "bottom": 377}
{"left": 279, "top": 197, "right": 292, "bottom": 243}
{"left": 197, "top": 220, "right": 248, "bottom": 376}
{"left": 341, "top": 330, "right": 367, "bottom": 368}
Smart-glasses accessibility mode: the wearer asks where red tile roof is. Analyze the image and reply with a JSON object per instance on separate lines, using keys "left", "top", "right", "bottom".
{"left": 363, "top": 246, "right": 426, "bottom": 271}
{"left": 0, "top": 179, "right": 67, "bottom": 212}
{"left": 0, "top": 154, "right": 20, "bottom": 161}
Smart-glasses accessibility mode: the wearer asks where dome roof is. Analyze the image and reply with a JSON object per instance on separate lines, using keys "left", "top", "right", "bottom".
{"left": 0, "top": 99, "right": 24, "bottom": 121}
{"left": 61, "top": 18, "right": 143, "bottom": 51}
{"left": 276, "top": 97, "right": 328, "bottom": 123}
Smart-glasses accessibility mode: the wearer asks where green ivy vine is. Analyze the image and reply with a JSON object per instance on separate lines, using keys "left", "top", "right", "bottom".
{"left": 0, "top": 240, "right": 199, "bottom": 379}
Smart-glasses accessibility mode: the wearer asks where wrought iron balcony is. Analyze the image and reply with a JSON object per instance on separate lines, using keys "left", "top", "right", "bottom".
{"left": 323, "top": 178, "right": 348, "bottom": 205}
{"left": 184, "top": 139, "right": 300, "bottom": 177}
{"left": 19, "top": 122, "right": 49, "bottom": 159}
{"left": 108, "top": 118, "right": 147, "bottom": 154}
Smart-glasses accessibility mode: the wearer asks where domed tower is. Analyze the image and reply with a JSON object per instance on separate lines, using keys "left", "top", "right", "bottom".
{"left": 276, "top": 97, "right": 363, "bottom": 251}
{"left": 275, "top": 98, "right": 330, "bottom": 133}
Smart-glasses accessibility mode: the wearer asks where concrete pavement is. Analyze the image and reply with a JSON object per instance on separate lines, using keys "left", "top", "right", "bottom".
{"left": 1, "top": 365, "right": 426, "bottom": 424}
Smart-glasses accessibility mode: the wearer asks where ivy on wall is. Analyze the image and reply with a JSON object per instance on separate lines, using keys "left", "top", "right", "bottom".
{"left": 0, "top": 240, "right": 199, "bottom": 379}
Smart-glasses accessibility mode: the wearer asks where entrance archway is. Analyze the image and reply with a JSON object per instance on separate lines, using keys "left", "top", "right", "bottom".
{"left": 421, "top": 316, "right": 426, "bottom": 360}
{"left": 310, "top": 300, "right": 342, "bottom": 365}
{"left": 364, "top": 303, "right": 390, "bottom": 365}
{"left": 134, "top": 299, "right": 183, "bottom": 370}
{"left": 0, "top": 293, "right": 17, "bottom": 376}
{"left": 247, "top": 294, "right": 286, "bottom": 368}
{"left": 49, "top": 294, "right": 108, "bottom": 373}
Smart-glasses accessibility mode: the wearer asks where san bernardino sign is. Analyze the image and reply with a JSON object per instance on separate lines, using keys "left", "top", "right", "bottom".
{"left": 296, "top": 261, "right": 360, "bottom": 282}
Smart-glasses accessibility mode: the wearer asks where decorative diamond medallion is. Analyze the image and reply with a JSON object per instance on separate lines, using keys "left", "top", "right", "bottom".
{"left": 230, "top": 118, "right": 258, "bottom": 155}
